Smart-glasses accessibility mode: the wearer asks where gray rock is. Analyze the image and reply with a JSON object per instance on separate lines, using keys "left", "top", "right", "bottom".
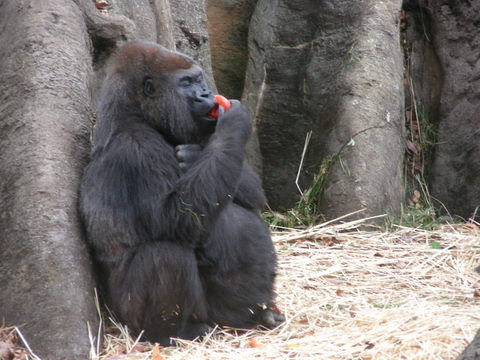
{"left": 429, "top": 2, "right": 480, "bottom": 220}
{"left": 243, "top": 0, "right": 405, "bottom": 218}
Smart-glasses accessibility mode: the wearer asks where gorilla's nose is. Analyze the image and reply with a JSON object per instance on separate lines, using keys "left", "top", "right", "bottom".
{"left": 193, "top": 90, "right": 216, "bottom": 116}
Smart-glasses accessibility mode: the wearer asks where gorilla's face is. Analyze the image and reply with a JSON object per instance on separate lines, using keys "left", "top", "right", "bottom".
{"left": 139, "top": 59, "right": 216, "bottom": 144}
{"left": 173, "top": 66, "right": 217, "bottom": 136}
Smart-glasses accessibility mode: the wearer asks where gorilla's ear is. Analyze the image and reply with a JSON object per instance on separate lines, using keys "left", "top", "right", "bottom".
{"left": 143, "top": 77, "right": 155, "bottom": 97}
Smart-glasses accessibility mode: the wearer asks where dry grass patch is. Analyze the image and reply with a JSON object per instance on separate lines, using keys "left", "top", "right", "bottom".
{"left": 2, "top": 217, "right": 477, "bottom": 359}
{"left": 0, "top": 326, "right": 40, "bottom": 360}
{"left": 93, "top": 216, "right": 480, "bottom": 360}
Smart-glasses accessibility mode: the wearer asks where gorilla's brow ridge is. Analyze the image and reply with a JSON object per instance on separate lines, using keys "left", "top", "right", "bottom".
{"left": 113, "top": 41, "right": 193, "bottom": 74}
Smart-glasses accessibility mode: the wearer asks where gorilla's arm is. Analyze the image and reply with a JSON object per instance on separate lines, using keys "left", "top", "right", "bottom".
{"left": 233, "top": 164, "right": 267, "bottom": 210}
{"left": 176, "top": 146, "right": 266, "bottom": 210}
{"left": 164, "top": 101, "right": 252, "bottom": 243}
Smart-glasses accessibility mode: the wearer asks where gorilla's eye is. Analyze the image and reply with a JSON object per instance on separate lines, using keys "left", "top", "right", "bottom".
{"left": 143, "top": 77, "right": 155, "bottom": 97}
{"left": 179, "top": 76, "right": 193, "bottom": 87}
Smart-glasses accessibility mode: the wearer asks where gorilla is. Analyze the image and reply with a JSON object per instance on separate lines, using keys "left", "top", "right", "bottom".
{"left": 79, "top": 41, "right": 284, "bottom": 345}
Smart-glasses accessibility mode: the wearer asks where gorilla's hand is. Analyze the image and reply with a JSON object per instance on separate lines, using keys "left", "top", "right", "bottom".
{"left": 257, "top": 308, "right": 286, "bottom": 329}
{"left": 215, "top": 100, "right": 252, "bottom": 142}
{"left": 175, "top": 144, "right": 202, "bottom": 173}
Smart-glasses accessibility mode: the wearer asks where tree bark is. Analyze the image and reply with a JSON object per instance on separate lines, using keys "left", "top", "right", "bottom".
{"left": 243, "top": 0, "right": 405, "bottom": 218}
{"left": 0, "top": 0, "right": 216, "bottom": 359}
{"left": 0, "top": 1, "right": 99, "bottom": 359}
{"left": 429, "top": 1, "right": 480, "bottom": 221}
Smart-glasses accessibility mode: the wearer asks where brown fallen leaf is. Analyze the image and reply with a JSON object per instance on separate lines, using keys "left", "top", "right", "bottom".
{"left": 321, "top": 236, "right": 339, "bottom": 246}
{"left": 319, "top": 260, "right": 333, "bottom": 266}
{"left": 406, "top": 140, "right": 418, "bottom": 154}
{"left": 131, "top": 344, "right": 146, "bottom": 353}
{"left": 464, "top": 223, "right": 479, "bottom": 230}
{"left": 298, "top": 318, "right": 309, "bottom": 324}
{"left": 105, "top": 326, "right": 118, "bottom": 335}
{"left": 411, "top": 190, "right": 421, "bottom": 203}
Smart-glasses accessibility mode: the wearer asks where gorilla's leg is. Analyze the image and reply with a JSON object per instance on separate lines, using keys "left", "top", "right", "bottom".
{"left": 198, "top": 205, "right": 284, "bottom": 329}
{"left": 105, "top": 241, "right": 209, "bottom": 345}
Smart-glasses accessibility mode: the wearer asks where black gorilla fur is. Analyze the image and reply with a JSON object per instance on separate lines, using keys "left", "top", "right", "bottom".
{"left": 79, "top": 41, "right": 283, "bottom": 345}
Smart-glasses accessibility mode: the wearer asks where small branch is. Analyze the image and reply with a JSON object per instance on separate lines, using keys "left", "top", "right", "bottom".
{"left": 273, "top": 210, "right": 387, "bottom": 243}
{"left": 334, "top": 123, "right": 389, "bottom": 158}
{"left": 295, "top": 131, "right": 313, "bottom": 196}
{"left": 15, "top": 328, "right": 42, "bottom": 360}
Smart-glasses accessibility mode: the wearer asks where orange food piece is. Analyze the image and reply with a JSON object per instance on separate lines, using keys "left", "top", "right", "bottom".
{"left": 214, "top": 95, "right": 231, "bottom": 111}
{"left": 208, "top": 94, "right": 232, "bottom": 119}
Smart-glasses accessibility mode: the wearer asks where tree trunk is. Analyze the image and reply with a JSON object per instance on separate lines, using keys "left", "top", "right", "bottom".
{"left": 0, "top": 1, "right": 99, "bottom": 359}
{"left": 429, "top": 1, "right": 480, "bottom": 221}
{"left": 242, "top": 0, "right": 405, "bottom": 218}
{"left": 0, "top": 1, "right": 216, "bottom": 359}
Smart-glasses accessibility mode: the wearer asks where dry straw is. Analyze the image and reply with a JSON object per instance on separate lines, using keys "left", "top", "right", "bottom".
{"left": 2, "top": 213, "right": 478, "bottom": 359}
{"left": 92, "top": 213, "right": 480, "bottom": 360}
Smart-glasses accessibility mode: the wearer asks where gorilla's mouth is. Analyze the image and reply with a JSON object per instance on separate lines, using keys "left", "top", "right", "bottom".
{"left": 195, "top": 116, "right": 217, "bottom": 136}
{"left": 191, "top": 96, "right": 216, "bottom": 119}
